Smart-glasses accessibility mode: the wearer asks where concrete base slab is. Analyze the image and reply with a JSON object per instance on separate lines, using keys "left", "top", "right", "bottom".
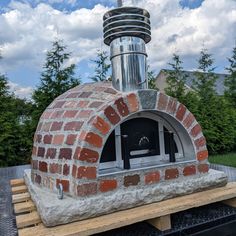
{"left": 24, "top": 169, "right": 227, "bottom": 227}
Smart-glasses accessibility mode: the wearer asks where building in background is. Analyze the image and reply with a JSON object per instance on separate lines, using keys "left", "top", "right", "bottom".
{"left": 155, "top": 69, "right": 228, "bottom": 95}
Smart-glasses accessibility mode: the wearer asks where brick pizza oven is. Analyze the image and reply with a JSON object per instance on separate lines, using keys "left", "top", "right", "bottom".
{"left": 25, "top": 4, "right": 227, "bottom": 227}
{"left": 31, "top": 83, "right": 209, "bottom": 196}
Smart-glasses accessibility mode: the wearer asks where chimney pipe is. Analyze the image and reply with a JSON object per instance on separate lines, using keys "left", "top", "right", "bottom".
{"left": 103, "top": 7, "right": 151, "bottom": 92}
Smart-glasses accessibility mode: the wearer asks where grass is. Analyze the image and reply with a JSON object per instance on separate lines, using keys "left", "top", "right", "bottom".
{"left": 209, "top": 153, "right": 236, "bottom": 168}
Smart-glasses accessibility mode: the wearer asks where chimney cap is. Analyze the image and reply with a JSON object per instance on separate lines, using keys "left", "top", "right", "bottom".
{"left": 103, "top": 7, "right": 151, "bottom": 46}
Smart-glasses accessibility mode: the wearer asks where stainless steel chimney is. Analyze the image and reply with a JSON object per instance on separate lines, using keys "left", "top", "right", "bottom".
{"left": 103, "top": 6, "right": 151, "bottom": 92}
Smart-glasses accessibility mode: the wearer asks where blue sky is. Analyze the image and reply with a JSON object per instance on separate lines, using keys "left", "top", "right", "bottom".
{"left": 0, "top": 0, "right": 235, "bottom": 98}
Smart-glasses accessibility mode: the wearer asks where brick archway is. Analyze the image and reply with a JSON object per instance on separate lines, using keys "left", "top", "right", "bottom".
{"left": 31, "top": 82, "right": 209, "bottom": 198}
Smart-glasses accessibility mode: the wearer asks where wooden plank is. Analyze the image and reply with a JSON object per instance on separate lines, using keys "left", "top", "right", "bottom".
{"left": 148, "top": 215, "right": 171, "bottom": 231}
{"left": 223, "top": 197, "right": 236, "bottom": 207}
{"left": 14, "top": 200, "right": 36, "bottom": 214}
{"left": 10, "top": 178, "right": 25, "bottom": 187}
{"left": 12, "top": 185, "right": 28, "bottom": 194}
{"left": 12, "top": 192, "right": 30, "bottom": 204}
{"left": 16, "top": 211, "right": 41, "bottom": 229}
{"left": 18, "top": 183, "right": 236, "bottom": 236}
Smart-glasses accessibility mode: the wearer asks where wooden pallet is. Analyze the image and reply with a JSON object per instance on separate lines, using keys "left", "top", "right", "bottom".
{"left": 11, "top": 178, "right": 236, "bottom": 236}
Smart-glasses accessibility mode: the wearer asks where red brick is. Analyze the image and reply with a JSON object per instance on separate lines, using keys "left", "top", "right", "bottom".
{"left": 77, "top": 100, "right": 89, "bottom": 108}
{"left": 176, "top": 104, "right": 186, "bottom": 121}
{"left": 183, "top": 113, "right": 195, "bottom": 129}
{"left": 190, "top": 124, "right": 202, "bottom": 137}
{"left": 145, "top": 171, "right": 160, "bottom": 185}
{"left": 63, "top": 164, "right": 70, "bottom": 176}
{"left": 53, "top": 101, "right": 65, "bottom": 108}
{"left": 66, "top": 134, "right": 77, "bottom": 145}
{"left": 63, "top": 101, "right": 78, "bottom": 108}
{"left": 51, "top": 110, "right": 64, "bottom": 119}
{"left": 56, "top": 179, "right": 69, "bottom": 192}
{"left": 36, "top": 134, "right": 42, "bottom": 143}
{"left": 37, "top": 147, "right": 45, "bottom": 157}
{"left": 104, "top": 106, "right": 120, "bottom": 125}
{"left": 78, "top": 92, "right": 92, "bottom": 98}
{"left": 99, "top": 180, "right": 117, "bottom": 192}
{"left": 59, "top": 148, "right": 72, "bottom": 160}
{"left": 77, "top": 183, "right": 97, "bottom": 197}
{"left": 32, "top": 146, "right": 37, "bottom": 156}
{"left": 43, "top": 134, "right": 53, "bottom": 144}
{"left": 198, "top": 164, "right": 209, "bottom": 173}
{"left": 42, "top": 122, "right": 52, "bottom": 132}
{"left": 104, "top": 88, "right": 117, "bottom": 94}
{"left": 183, "top": 165, "right": 196, "bottom": 176}
{"left": 46, "top": 148, "right": 57, "bottom": 159}
{"left": 36, "top": 122, "right": 43, "bottom": 132}
{"left": 77, "top": 166, "right": 97, "bottom": 179}
{"left": 72, "top": 165, "right": 77, "bottom": 178}
{"left": 75, "top": 147, "right": 99, "bottom": 163}
{"left": 127, "top": 93, "right": 139, "bottom": 113}
{"left": 66, "top": 92, "right": 80, "bottom": 98}
{"left": 35, "top": 174, "right": 41, "bottom": 185}
{"left": 51, "top": 122, "right": 63, "bottom": 131}
{"left": 194, "top": 136, "right": 206, "bottom": 149}
{"left": 157, "top": 93, "right": 168, "bottom": 110}
{"left": 92, "top": 116, "right": 111, "bottom": 135}
{"left": 165, "top": 168, "right": 179, "bottom": 180}
{"left": 64, "top": 121, "right": 83, "bottom": 131}
{"left": 197, "top": 150, "right": 208, "bottom": 162}
{"left": 77, "top": 110, "right": 93, "bottom": 118}
{"left": 32, "top": 160, "right": 38, "bottom": 170}
{"left": 52, "top": 134, "right": 64, "bottom": 145}
{"left": 63, "top": 110, "right": 78, "bottom": 118}
{"left": 124, "top": 174, "right": 140, "bottom": 187}
{"left": 166, "top": 97, "right": 177, "bottom": 114}
{"left": 49, "top": 163, "right": 61, "bottom": 174}
{"left": 84, "top": 132, "right": 103, "bottom": 148}
{"left": 39, "top": 161, "right": 48, "bottom": 172}
{"left": 42, "top": 111, "right": 53, "bottom": 119}
{"left": 114, "top": 98, "right": 129, "bottom": 117}
{"left": 89, "top": 101, "right": 104, "bottom": 108}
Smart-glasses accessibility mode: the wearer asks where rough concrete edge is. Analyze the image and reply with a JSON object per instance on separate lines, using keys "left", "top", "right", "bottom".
{"left": 24, "top": 169, "right": 227, "bottom": 227}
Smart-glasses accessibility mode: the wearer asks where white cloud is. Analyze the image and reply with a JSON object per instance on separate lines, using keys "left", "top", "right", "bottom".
{"left": 0, "top": 0, "right": 236, "bottom": 99}
{"left": 8, "top": 81, "right": 33, "bottom": 99}
{"left": 0, "top": 2, "right": 109, "bottom": 73}
{"left": 132, "top": 0, "right": 236, "bottom": 71}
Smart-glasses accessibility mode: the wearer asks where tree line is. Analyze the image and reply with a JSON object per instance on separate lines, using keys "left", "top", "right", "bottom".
{"left": 0, "top": 40, "right": 235, "bottom": 167}
{"left": 165, "top": 48, "right": 236, "bottom": 155}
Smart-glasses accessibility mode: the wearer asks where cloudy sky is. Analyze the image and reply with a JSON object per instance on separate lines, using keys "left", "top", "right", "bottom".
{"left": 0, "top": 0, "right": 235, "bottom": 99}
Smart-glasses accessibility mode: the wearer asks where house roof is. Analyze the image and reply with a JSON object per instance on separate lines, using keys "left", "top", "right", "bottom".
{"left": 158, "top": 69, "right": 229, "bottom": 95}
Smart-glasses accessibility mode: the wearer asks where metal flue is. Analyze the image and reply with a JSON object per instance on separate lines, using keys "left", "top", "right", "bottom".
{"left": 103, "top": 6, "right": 151, "bottom": 92}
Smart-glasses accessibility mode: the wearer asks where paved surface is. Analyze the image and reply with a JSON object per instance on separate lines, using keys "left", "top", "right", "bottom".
{"left": 210, "top": 164, "right": 236, "bottom": 182}
{"left": 0, "top": 164, "right": 236, "bottom": 236}
{"left": 0, "top": 165, "right": 30, "bottom": 236}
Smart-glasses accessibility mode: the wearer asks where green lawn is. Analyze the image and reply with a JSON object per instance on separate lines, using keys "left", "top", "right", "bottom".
{"left": 209, "top": 153, "right": 236, "bottom": 168}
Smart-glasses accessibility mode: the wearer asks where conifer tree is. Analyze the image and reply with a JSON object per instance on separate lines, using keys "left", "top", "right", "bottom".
{"left": 0, "top": 55, "right": 34, "bottom": 166}
{"left": 32, "top": 40, "right": 80, "bottom": 128}
{"left": 193, "top": 49, "right": 235, "bottom": 154}
{"left": 165, "top": 54, "right": 188, "bottom": 103}
{"left": 225, "top": 46, "right": 236, "bottom": 107}
{"left": 147, "top": 66, "right": 158, "bottom": 90}
{"left": 90, "top": 51, "right": 111, "bottom": 82}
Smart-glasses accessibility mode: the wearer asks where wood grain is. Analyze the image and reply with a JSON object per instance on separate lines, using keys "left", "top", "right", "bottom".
{"left": 18, "top": 183, "right": 236, "bottom": 236}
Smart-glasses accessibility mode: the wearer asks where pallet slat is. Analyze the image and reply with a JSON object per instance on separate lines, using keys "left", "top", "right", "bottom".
{"left": 12, "top": 185, "right": 28, "bottom": 194}
{"left": 10, "top": 178, "right": 25, "bottom": 187}
{"left": 18, "top": 183, "right": 236, "bottom": 236}
{"left": 223, "top": 197, "right": 236, "bottom": 207}
{"left": 16, "top": 211, "right": 41, "bottom": 229}
{"left": 14, "top": 200, "right": 36, "bottom": 214}
{"left": 12, "top": 192, "right": 30, "bottom": 204}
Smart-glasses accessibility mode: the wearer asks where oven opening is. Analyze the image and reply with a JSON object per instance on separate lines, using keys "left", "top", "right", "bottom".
{"left": 98, "top": 112, "right": 192, "bottom": 176}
